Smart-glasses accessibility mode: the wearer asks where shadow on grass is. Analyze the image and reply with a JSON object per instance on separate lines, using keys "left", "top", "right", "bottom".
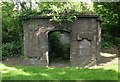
{"left": 1, "top": 63, "right": 119, "bottom": 81}
{"left": 97, "top": 55, "right": 117, "bottom": 65}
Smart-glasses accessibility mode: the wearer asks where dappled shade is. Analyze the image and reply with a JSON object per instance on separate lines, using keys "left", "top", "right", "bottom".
{"left": 0, "top": 63, "right": 118, "bottom": 80}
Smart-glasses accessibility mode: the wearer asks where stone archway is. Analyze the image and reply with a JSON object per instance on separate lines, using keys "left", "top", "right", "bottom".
{"left": 48, "top": 29, "right": 70, "bottom": 67}
{"left": 23, "top": 15, "right": 101, "bottom": 67}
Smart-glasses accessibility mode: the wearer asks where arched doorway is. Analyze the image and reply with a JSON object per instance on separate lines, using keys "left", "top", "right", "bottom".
{"left": 48, "top": 30, "right": 70, "bottom": 67}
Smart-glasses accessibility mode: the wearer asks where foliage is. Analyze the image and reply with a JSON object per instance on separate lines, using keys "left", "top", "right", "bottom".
{"left": 2, "top": 42, "right": 21, "bottom": 59}
{"left": 37, "top": 2, "right": 94, "bottom": 24}
{"left": 2, "top": 1, "right": 37, "bottom": 59}
{"left": 2, "top": 2, "right": 23, "bottom": 59}
{"left": 18, "top": 2, "right": 94, "bottom": 23}
{"left": 3, "top": 1, "right": 119, "bottom": 58}
{"left": 49, "top": 31, "right": 61, "bottom": 60}
{"left": 2, "top": 2, "right": 18, "bottom": 43}
{"left": 49, "top": 31, "right": 70, "bottom": 61}
{"left": 2, "top": 1, "right": 95, "bottom": 58}
{"left": 94, "top": 2, "right": 120, "bottom": 48}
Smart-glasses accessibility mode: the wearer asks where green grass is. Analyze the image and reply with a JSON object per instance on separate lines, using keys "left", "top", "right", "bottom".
{"left": 0, "top": 63, "right": 119, "bottom": 80}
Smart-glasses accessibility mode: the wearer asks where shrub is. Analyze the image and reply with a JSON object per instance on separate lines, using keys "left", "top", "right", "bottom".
{"left": 2, "top": 42, "right": 21, "bottom": 59}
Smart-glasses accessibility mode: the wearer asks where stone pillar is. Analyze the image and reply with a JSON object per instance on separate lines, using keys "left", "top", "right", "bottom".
{"left": 70, "top": 15, "right": 101, "bottom": 67}
{"left": 23, "top": 19, "right": 52, "bottom": 66}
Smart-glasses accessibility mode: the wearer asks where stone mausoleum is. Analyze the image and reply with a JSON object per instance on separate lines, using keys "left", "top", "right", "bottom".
{"left": 23, "top": 14, "right": 101, "bottom": 67}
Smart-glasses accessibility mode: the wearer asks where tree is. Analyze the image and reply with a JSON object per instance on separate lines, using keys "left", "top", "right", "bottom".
{"left": 94, "top": 2, "right": 120, "bottom": 49}
{"left": 2, "top": 2, "right": 24, "bottom": 58}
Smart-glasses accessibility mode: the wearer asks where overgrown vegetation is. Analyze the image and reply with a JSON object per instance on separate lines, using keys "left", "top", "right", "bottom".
{"left": 37, "top": 2, "right": 94, "bottom": 24}
{"left": 94, "top": 2, "right": 120, "bottom": 49}
{"left": 2, "top": 2, "right": 23, "bottom": 59}
{"left": 1, "top": 1, "right": 120, "bottom": 81}
{"left": 1, "top": 1, "right": 120, "bottom": 58}
{"left": 1, "top": 1, "right": 94, "bottom": 59}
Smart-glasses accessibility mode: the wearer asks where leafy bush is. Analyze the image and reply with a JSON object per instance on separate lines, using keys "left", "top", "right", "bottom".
{"left": 94, "top": 2, "right": 120, "bottom": 48}
{"left": 100, "top": 32, "right": 120, "bottom": 49}
{"left": 37, "top": 2, "right": 94, "bottom": 24}
{"left": 1, "top": 2, "right": 23, "bottom": 59}
{"left": 2, "top": 42, "right": 21, "bottom": 59}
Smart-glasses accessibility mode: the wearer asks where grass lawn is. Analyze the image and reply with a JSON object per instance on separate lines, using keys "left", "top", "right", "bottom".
{"left": 0, "top": 63, "right": 119, "bottom": 80}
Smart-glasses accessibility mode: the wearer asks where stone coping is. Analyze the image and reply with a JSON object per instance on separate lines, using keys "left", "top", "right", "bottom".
{"left": 23, "top": 14, "right": 100, "bottom": 20}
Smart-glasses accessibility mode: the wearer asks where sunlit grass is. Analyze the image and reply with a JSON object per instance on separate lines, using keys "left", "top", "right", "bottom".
{"left": 0, "top": 63, "right": 119, "bottom": 80}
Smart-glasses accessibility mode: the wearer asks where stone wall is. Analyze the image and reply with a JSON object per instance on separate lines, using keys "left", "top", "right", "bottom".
{"left": 70, "top": 17, "right": 101, "bottom": 67}
{"left": 23, "top": 15, "right": 101, "bottom": 67}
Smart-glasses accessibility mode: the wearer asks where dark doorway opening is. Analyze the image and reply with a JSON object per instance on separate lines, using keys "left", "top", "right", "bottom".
{"left": 48, "top": 30, "right": 70, "bottom": 67}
